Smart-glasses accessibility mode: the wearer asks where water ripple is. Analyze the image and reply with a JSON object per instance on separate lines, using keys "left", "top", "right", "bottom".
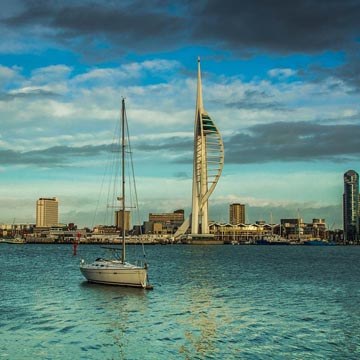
{"left": 1, "top": 244, "right": 360, "bottom": 359}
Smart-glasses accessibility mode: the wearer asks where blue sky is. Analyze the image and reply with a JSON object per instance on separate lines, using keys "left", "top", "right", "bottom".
{"left": 1, "top": 0, "right": 360, "bottom": 228}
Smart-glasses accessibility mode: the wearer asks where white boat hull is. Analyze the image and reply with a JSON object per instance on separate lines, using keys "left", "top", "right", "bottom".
{"left": 80, "top": 260, "right": 147, "bottom": 288}
{"left": 1, "top": 238, "right": 26, "bottom": 244}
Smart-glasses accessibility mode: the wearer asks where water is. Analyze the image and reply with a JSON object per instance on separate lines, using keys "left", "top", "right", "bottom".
{"left": 1, "top": 244, "right": 360, "bottom": 359}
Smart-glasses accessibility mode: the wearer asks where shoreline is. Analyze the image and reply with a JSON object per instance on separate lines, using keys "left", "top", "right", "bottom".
{"left": 1, "top": 239, "right": 354, "bottom": 246}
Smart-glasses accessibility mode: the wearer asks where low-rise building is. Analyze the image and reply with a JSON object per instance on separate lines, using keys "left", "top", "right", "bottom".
{"left": 147, "top": 209, "right": 185, "bottom": 235}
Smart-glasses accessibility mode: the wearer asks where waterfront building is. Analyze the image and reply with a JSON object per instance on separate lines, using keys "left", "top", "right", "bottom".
{"left": 229, "top": 203, "right": 245, "bottom": 224}
{"left": 36, "top": 197, "right": 59, "bottom": 228}
{"left": 146, "top": 210, "right": 184, "bottom": 235}
{"left": 115, "top": 210, "right": 131, "bottom": 232}
{"left": 143, "top": 221, "right": 154, "bottom": 235}
{"left": 209, "top": 222, "right": 273, "bottom": 243}
{"left": 0, "top": 223, "right": 35, "bottom": 238}
{"left": 93, "top": 225, "right": 118, "bottom": 234}
{"left": 280, "top": 218, "right": 303, "bottom": 240}
{"left": 343, "top": 170, "right": 359, "bottom": 242}
{"left": 28, "top": 226, "right": 87, "bottom": 243}
{"left": 311, "top": 219, "right": 327, "bottom": 238}
{"left": 277, "top": 218, "right": 327, "bottom": 241}
{"left": 149, "top": 210, "right": 184, "bottom": 225}
{"left": 175, "top": 58, "right": 224, "bottom": 240}
{"left": 153, "top": 222, "right": 164, "bottom": 235}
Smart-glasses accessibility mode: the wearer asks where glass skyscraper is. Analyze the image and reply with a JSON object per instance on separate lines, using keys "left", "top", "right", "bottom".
{"left": 343, "top": 170, "right": 359, "bottom": 242}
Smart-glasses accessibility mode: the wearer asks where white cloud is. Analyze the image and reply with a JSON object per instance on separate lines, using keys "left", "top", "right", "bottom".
{"left": 30, "top": 65, "right": 72, "bottom": 83}
{"left": 0, "top": 65, "right": 19, "bottom": 80}
{"left": 1, "top": 59, "right": 360, "bottom": 154}
{"left": 73, "top": 59, "right": 180, "bottom": 87}
{"left": 122, "top": 59, "right": 180, "bottom": 73}
{"left": 0, "top": 64, "right": 22, "bottom": 88}
{"left": 0, "top": 59, "right": 358, "bottom": 227}
{"left": 73, "top": 67, "right": 129, "bottom": 85}
{"left": 268, "top": 68, "right": 297, "bottom": 78}
{"left": 1, "top": 58, "right": 360, "bottom": 157}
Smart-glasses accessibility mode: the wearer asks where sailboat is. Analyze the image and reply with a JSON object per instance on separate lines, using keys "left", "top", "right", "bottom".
{"left": 80, "top": 99, "right": 152, "bottom": 289}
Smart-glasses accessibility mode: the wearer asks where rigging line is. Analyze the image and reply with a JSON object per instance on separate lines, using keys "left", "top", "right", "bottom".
{"left": 106, "top": 131, "right": 119, "bottom": 225}
{"left": 92, "top": 116, "right": 119, "bottom": 228}
{"left": 122, "top": 104, "right": 139, "bottom": 260}
{"left": 106, "top": 105, "right": 122, "bottom": 225}
{"left": 125, "top": 107, "right": 146, "bottom": 259}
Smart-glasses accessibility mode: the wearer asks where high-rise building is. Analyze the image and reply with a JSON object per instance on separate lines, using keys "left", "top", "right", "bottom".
{"left": 36, "top": 197, "right": 59, "bottom": 227}
{"left": 343, "top": 170, "right": 359, "bottom": 242}
{"left": 229, "top": 203, "right": 245, "bottom": 224}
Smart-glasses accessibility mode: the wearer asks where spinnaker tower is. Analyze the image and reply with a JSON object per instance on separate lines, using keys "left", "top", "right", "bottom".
{"left": 175, "top": 58, "right": 224, "bottom": 241}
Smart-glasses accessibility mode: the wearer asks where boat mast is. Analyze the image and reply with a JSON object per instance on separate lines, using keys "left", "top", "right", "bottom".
{"left": 297, "top": 208, "right": 301, "bottom": 242}
{"left": 121, "top": 98, "right": 126, "bottom": 263}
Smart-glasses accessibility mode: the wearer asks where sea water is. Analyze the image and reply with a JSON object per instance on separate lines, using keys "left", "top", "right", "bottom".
{"left": 1, "top": 244, "right": 360, "bottom": 359}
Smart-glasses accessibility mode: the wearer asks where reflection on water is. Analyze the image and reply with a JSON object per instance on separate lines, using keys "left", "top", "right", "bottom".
{"left": 179, "top": 287, "right": 219, "bottom": 359}
{"left": 80, "top": 280, "right": 148, "bottom": 299}
{"left": 79, "top": 281, "right": 149, "bottom": 359}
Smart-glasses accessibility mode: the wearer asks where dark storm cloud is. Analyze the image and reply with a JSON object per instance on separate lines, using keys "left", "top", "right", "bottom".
{"left": 192, "top": 0, "right": 360, "bottom": 54}
{"left": 0, "top": 144, "right": 112, "bottom": 166}
{"left": 0, "top": 138, "right": 193, "bottom": 167}
{"left": 2, "top": 0, "right": 360, "bottom": 56}
{"left": 134, "top": 121, "right": 360, "bottom": 165}
{"left": 225, "top": 121, "right": 360, "bottom": 164}
{"left": 3, "top": 0, "right": 186, "bottom": 54}
{"left": 290, "top": 47, "right": 360, "bottom": 91}
{"left": 335, "top": 49, "right": 360, "bottom": 90}
{"left": 3, "top": 122, "right": 359, "bottom": 167}
{"left": 4, "top": 0, "right": 359, "bottom": 91}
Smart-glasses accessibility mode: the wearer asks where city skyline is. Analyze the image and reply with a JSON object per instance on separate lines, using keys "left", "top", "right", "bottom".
{"left": 1, "top": 1, "right": 360, "bottom": 228}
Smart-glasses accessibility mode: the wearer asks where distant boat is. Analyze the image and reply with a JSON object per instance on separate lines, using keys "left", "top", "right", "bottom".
{"left": 180, "top": 233, "right": 224, "bottom": 245}
{"left": 256, "top": 236, "right": 290, "bottom": 245}
{"left": 255, "top": 238, "right": 271, "bottom": 245}
{"left": 269, "top": 239, "right": 290, "bottom": 245}
{"left": 1, "top": 237, "right": 26, "bottom": 244}
{"left": 80, "top": 99, "right": 151, "bottom": 289}
{"left": 303, "top": 239, "right": 336, "bottom": 246}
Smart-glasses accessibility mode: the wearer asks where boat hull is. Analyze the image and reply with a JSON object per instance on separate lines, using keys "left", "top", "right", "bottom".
{"left": 1, "top": 239, "right": 26, "bottom": 244}
{"left": 304, "top": 240, "right": 336, "bottom": 246}
{"left": 80, "top": 260, "right": 147, "bottom": 288}
{"left": 180, "top": 234, "right": 224, "bottom": 245}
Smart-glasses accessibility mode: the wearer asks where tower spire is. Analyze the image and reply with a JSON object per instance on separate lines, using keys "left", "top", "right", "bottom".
{"left": 197, "top": 57, "right": 203, "bottom": 112}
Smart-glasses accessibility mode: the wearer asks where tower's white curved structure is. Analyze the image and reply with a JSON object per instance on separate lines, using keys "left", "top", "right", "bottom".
{"left": 175, "top": 58, "right": 224, "bottom": 240}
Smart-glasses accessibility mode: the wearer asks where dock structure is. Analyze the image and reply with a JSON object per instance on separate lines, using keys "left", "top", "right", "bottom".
{"left": 175, "top": 58, "right": 224, "bottom": 242}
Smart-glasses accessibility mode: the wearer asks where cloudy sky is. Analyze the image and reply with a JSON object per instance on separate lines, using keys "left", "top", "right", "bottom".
{"left": 1, "top": 0, "right": 360, "bottom": 228}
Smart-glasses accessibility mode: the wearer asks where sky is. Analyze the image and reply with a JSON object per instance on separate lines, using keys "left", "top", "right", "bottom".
{"left": 1, "top": 0, "right": 360, "bottom": 229}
